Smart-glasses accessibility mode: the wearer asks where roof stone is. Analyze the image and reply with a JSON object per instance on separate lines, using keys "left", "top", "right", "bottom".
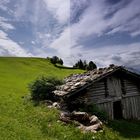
{"left": 53, "top": 65, "right": 123, "bottom": 97}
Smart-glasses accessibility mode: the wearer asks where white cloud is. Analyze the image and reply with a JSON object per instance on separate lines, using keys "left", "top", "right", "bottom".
{"left": 31, "top": 41, "right": 36, "bottom": 45}
{"left": 0, "top": 30, "right": 8, "bottom": 39}
{"left": 14, "top": 0, "right": 28, "bottom": 21}
{"left": 0, "top": 0, "right": 10, "bottom": 11}
{"left": 50, "top": 0, "right": 140, "bottom": 48}
{"left": 0, "top": 30, "right": 32, "bottom": 57}
{"left": 50, "top": 27, "right": 72, "bottom": 56}
{"left": 0, "top": 16, "right": 15, "bottom": 31}
{"left": 48, "top": 0, "right": 140, "bottom": 67}
{"left": 108, "top": 0, "right": 140, "bottom": 36}
{"left": 69, "top": 42, "right": 140, "bottom": 69}
{"left": 0, "top": 21, "right": 15, "bottom": 31}
{"left": 43, "top": 0, "right": 70, "bottom": 24}
{"left": 48, "top": 0, "right": 108, "bottom": 57}
{"left": 131, "top": 30, "right": 140, "bottom": 37}
{"left": 14, "top": 0, "right": 48, "bottom": 25}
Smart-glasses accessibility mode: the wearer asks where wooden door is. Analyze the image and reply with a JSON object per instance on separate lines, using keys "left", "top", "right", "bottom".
{"left": 113, "top": 101, "right": 123, "bottom": 119}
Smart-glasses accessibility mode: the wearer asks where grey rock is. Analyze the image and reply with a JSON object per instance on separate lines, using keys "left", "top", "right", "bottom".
{"left": 90, "top": 115, "right": 99, "bottom": 124}
{"left": 53, "top": 102, "right": 60, "bottom": 108}
{"left": 83, "top": 123, "right": 102, "bottom": 132}
{"left": 59, "top": 111, "right": 103, "bottom": 133}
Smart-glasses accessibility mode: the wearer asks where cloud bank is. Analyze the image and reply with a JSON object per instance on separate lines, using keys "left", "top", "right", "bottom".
{"left": 0, "top": 0, "right": 140, "bottom": 70}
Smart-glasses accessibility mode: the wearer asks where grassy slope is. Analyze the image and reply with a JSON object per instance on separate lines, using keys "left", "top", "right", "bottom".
{"left": 0, "top": 57, "right": 140, "bottom": 140}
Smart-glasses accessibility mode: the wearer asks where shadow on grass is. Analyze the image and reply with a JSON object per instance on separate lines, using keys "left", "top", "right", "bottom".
{"left": 108, "top": 120, "right": 140, "bottom": 139}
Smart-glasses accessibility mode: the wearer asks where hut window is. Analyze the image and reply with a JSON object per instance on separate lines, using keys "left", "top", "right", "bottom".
{"left": 104, "top": 79, "right": 109, "bottom": 97}
{"left": 121, "top": 79, "right": 126, "bottom": 95}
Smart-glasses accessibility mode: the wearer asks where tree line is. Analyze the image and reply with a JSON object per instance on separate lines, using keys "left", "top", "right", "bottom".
{"left": 73, "top": 59, "right": 97, "bottom": 70}
{"left": 47, "top": 56, "right": 97, "bottom": 70}
{"left": 47, "top": 56, "right": 63, "bottom": 65}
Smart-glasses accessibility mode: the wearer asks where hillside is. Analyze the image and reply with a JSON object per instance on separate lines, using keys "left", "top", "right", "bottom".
{"left": 0, "top": 57, "right": 140, "bottom": 140}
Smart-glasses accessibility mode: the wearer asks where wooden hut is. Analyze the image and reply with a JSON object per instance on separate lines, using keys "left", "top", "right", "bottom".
{"left": 54, "top": 65, "right": 140, "bottom": 120}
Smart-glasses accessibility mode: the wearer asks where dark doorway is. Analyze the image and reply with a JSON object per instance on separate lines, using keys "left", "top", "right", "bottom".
{"left": 113, "top": 101, "right": 123, "bottom": 119}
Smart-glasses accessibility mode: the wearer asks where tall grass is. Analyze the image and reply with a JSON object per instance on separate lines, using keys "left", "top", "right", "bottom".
{"left": 0, "top": 57, "right": 140, "bottom": 140}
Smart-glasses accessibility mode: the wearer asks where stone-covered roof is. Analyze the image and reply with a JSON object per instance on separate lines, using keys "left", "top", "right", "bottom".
{"left": 53, "top": 65, "right": 140, "bottom": 97}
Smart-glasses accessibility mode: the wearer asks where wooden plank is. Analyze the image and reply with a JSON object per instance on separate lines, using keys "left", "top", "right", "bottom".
{"left": 132, "top": 97, "right": 135, "bottom": 118}
{"left": 136, "top": 96, "right": 140, "bottom": 118}
{"left": 96, "top": 102, "right": 114, "bottom": 120}
{"left": 111, "top": 102, "right": 113, "bottom": 120}
{"left": 125, "top": 99, "right": 128, "bottom": 119}
{"left": 134, "top": 97, "right": 137, "bottom": 119}
{"left": 88, "top": 87, "right": 105, "bottom": 91}
{"left": 131, "top": 97, "right": 134, "bottom": 119}
{"left": 134, "top": 97, "right": 137, "bottom": 118}
{"left": 126, "top": 89, "right": 138, "bottom": 91}
{"left": 108, "top": 102, "right": 112, "bottom": 119}
{"left": 87, "top": 89, "right": 105, "bottom": 94}
{"left": 122, "top": 99, "right": 126, "bottom": 119}
{"left": 107, "top": 76, "right": 122, "bottom": 97}
{"left": 138, "top": 96, "right": 140, "bottom": 118}
{"left": 87, "top": 86, "right": 105, "bottom": 90}
{"left": 123, "top": 94, "right": 140, "bottom": 98}
{"left": 124, "top": 79, "right": 140, "bottom": 97}
{"left": 125, "top": 90, "right": 139, "bottom": 93}
{"left": 125, "top": 87, "right": 139, "bottom": 91}
{"left": 122, "top": 96, "right": 140, "bottom": 119}
{"left": 86, "top": 94, "right": 105, "bottom": 98}
{"left": 127, "top": 98, "right": 130, "bottom": 119}
{"left": 124, "top": 99, "right": 128, "bottom": 119}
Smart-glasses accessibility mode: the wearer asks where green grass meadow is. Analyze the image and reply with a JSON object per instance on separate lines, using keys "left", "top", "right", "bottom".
{"left": 0, "top": 57, "right": 140, "bottom": 140}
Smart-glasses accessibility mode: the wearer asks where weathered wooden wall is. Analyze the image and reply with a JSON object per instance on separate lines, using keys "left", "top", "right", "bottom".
{"left": 82, "top": 74, "right": 140, "bottom": 120}
{"left": 122, "top": 79, "right": 140, "bottom": 119}
{"left": 124, "top": 79, "right": 140, "bottom": 96}
{"left": 107, "top": 76, "right": 122, "bottom": 97}
{"left": 85, "top": 80, "right": 106, "bottom": 103}
{"left": 122, "top": 96, "right": 140, "bottom": 119}
{"left": 96, "top": 102, "right": 113, "bottom": 119}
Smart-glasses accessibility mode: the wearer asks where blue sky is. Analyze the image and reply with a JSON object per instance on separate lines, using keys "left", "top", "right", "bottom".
{"left": 0, "top": 0, "right": 140, "bottom": 69}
